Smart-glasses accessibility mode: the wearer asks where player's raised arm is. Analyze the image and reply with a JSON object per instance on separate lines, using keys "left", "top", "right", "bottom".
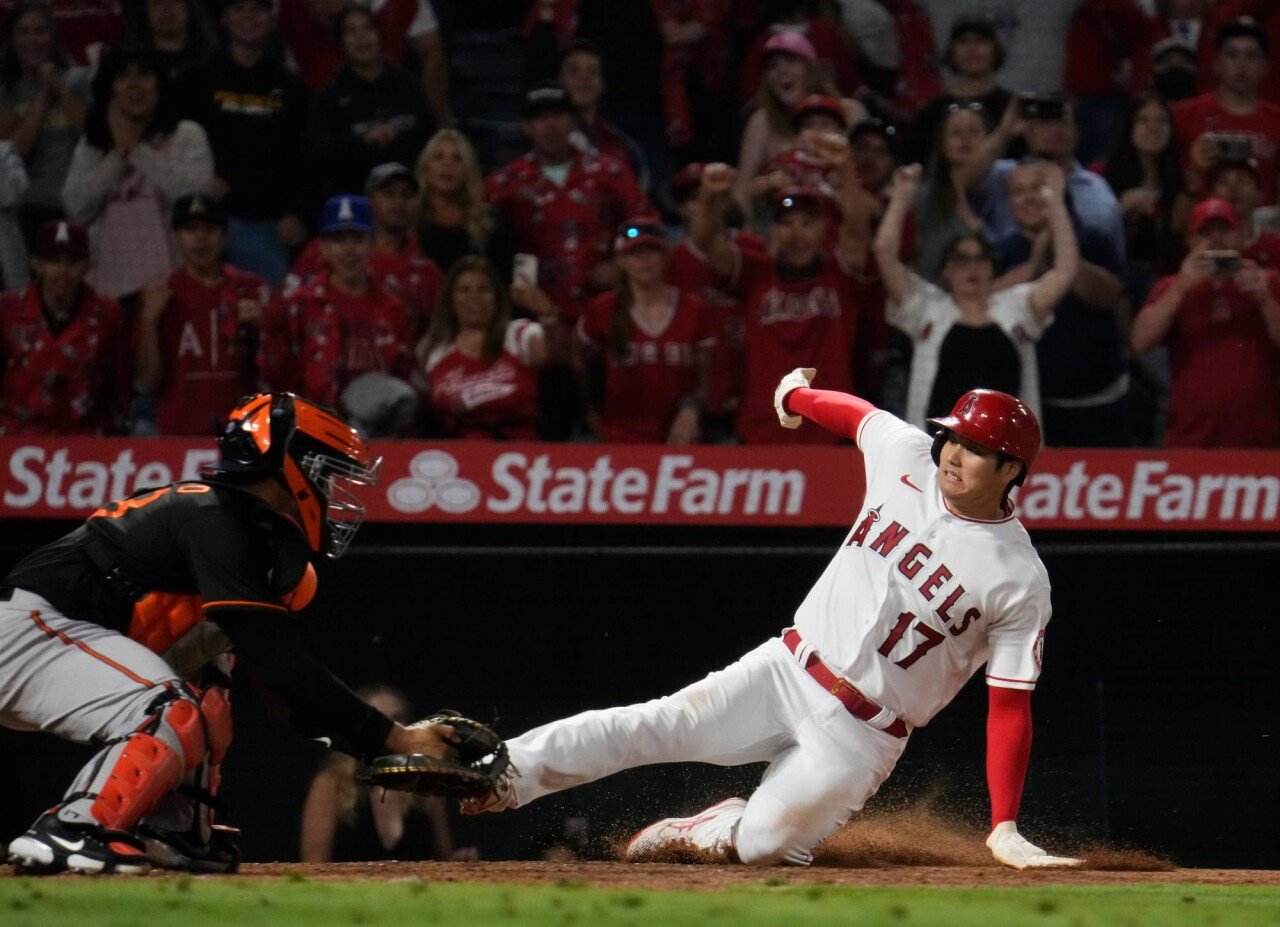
{"left": 772, "top": 367, "right": 879, "bottom": 439}
{"left": 983, "top": 683, "right": 1081, "bottom": 869}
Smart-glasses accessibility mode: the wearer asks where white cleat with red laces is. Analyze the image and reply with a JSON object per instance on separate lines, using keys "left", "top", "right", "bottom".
{"left": 624, "top": 797, "right": 749, "bottom": 863}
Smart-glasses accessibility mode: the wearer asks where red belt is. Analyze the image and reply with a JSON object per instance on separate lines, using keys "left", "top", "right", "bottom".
{"left": 782, "top": 629, "right": 909, "bottom": 739}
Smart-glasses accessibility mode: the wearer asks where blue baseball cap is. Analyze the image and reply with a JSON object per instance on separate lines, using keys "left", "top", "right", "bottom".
{"left": 320, "top": 195, "right": 373, "bottom": 234}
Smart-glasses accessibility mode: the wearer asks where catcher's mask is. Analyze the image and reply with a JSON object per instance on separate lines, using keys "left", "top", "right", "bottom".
{"left": 208, "top": 393, "right": 382, "bottom": 559}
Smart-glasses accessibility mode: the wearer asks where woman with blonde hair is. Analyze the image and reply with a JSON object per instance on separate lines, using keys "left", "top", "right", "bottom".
{"left": 300, "top": 684, "right": 469, "bottom": 862}
{"left": 733, "top": 32, "right": 865, "bottom": 209}
{"left": 415, "top": 128, "right": 513, "bottom": 276}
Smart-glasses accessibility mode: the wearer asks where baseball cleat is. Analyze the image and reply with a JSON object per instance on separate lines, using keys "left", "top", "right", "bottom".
{"left": 8, "top": 811, "right": 150, "bottom": 876}
{"left": 625, "top": 797, "right": 747, "bottom": 862}
{"left": 137, "top": 823, "right": 241, "bottom": 873}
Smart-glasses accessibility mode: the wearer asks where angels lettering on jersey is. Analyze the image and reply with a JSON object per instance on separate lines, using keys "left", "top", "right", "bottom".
{"left": 792, "top": 410, "right": 1052, "bottom": 730}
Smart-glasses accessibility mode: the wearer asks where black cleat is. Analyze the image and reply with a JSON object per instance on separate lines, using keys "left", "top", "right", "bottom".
{"left": 8, "top": 812, "right": 150, "bottom": 876}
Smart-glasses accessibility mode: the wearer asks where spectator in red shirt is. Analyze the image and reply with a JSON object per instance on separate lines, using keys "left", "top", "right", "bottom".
{"left": 417, "top": 255, "right": 553, "bottom": 440}
{"left": 1063, "top": 0, "right": 1160, "bottom": 164}
{"left": 1175, "top": 17, "right": 1280, "bottom": 205}
{"left": 364, "top": 162, "right": 440, "bottom": 336}
{"left": 414, "top": 128, "right": 515, "bottom": 277}
{"left": 1131, "top": 197, "right": 1280, "bottom": 447}
{"left": 484, "top": 82, "right": 649, "bottom": 319}
{"left": 276, "top": 0, "right": 449, "bottom": 127}
{"left": 0, "top": 0, "right": 123, "bottom": 66}
{"left": 667, "top": 162, "right": 766, "bottom": 429}
{"left": 260, "top": 194, "right": 416, "bottom": 432}
{"left": 1207, "top": 158, "right": 1280, "bottom": 269}
{"left": 749, "top": 93, "right": 847, "bottom": 206}
{"left": 655, "top": 0, "right": 730, "bottom": 151}
{"left": 132, "top": 193, "right": 268, "bottom": 436}
{"left": 689, "top": 137, "right": 874, "bottom": 445}
{"left": 0, "top": 218, "right": 122, "bottom": 433}
{"left": 558, "top": 40, "right": 647, "bottom": 190}
{"left": 286, "top": 164, "right": 441, "bottom": 338}
{"left": 577, "top": 216, "right": 715, "bottom": 444}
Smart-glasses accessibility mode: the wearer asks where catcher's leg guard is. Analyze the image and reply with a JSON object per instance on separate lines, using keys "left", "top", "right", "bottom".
{"left": 56, "top": 688, "right": 207, "bottom": 833}
{"left": 136, "top": 685, "right": 240, "bottom": 872}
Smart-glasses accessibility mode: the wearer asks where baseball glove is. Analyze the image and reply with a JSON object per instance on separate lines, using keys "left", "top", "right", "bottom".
{"left": 357, "top": 711, "right": 509, "bottom": 799}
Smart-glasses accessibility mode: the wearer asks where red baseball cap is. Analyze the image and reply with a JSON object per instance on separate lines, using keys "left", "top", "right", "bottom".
{"left": 34, "top": 219, "right": 89, "bottom": 261}
{"left": 763, "top": 31, "right": 817, "bottom": 62}
{"left": 614, "top": 217, "right": 666, "bottom": 254}
{"left": 1189, "top": 198, "right": 1243, "bottom": 233}
{"left": 792, "top": 94, "right": 847, "bottom": 131}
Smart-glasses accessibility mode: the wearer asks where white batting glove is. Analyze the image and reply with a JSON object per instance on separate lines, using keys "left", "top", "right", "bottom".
{"left": 986, "top": 821, "right": 1082, "bottom": 870}
{"left": 774, "top": 367, "right": 816, "bottom": 429}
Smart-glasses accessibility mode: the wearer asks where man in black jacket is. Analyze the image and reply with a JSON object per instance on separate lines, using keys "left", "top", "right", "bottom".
{"left": 2, "top": 393, "right": 456, "bottom": 875}
{"left": 180, "top": 0, "right": 311, "bottom": 288}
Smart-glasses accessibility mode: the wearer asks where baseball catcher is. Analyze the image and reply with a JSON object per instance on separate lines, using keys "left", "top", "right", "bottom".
{"left": 1, "top": 393, "right": 458, "bottom": 875}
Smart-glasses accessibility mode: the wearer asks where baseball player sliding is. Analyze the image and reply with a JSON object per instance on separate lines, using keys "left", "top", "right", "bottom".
{"left": 1, "top": 393, "right": 457, "bottom": 875}
{"left": 466, "top": 369, "right": 1080, "bottom": 870}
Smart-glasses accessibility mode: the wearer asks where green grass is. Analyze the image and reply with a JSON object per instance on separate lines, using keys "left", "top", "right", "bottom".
{"left": 1, "top": 877, "right": 1277, "bottom": 927}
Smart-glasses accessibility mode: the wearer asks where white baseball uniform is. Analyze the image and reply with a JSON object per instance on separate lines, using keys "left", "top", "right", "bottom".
{"left": 501, "top": 407, "right": 1053, "bottom": 864}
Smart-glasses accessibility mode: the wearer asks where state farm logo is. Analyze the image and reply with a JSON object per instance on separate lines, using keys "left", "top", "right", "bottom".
{"left": 386, "top": 450, "right": 481, "bottom": 514}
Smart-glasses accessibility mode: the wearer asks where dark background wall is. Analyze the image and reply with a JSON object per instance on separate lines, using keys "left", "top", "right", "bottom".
{"left": 2, "top": 522, "right": 1276, "bottom": 868}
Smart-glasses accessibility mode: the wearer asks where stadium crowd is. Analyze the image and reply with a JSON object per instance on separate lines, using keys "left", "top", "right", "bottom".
{"left": 0, "top": 0, "right": 1278, "bottom": 448}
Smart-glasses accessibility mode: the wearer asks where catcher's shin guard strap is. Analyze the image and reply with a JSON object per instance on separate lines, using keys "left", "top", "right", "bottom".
{"left": 89, "top": 733, "right": 185, "bottom": 831}
{"left": 199, "top": 686, "right": 233, "bottom": 765}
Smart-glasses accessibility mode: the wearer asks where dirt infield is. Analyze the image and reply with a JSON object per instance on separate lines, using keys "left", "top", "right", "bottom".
{"left": 223, "top": 860, "right": 1279, "bottom": 890}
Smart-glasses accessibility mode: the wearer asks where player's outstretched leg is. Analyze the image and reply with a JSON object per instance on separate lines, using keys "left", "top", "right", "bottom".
{"left": 1, "top": 597, "right": 207, "bottom": 875}
{"left": 464, "top": 640, "right": 795, "bottom": 814}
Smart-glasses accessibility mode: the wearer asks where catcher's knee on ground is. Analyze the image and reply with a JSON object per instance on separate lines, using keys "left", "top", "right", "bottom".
{"left": 58, "top": 686, "right": 212, "bottom": 831}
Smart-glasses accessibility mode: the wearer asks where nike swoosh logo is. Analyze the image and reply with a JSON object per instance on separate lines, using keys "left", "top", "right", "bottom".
{"left": 49, "top": 835, "right": 85, "bottom": 852}
{"left": 900, "top": 474, "right": 923, "bottom": 493}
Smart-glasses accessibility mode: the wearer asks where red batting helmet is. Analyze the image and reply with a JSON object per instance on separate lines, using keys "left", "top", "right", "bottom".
{"left": 927, "top": 389, "right": 1041, "bottom": 484}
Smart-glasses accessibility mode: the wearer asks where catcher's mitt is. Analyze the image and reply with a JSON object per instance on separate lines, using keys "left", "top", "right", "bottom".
{"left": 358, "top": 711, "right": 509, "bottom": 799}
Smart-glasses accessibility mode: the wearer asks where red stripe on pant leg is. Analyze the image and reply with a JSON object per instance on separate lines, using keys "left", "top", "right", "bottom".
{"left": 28, "top": 610, "right": 156, "bottom": 688}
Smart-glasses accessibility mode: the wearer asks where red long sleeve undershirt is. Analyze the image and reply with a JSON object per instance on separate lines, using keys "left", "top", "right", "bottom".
{"left": 787, "top": 384, "right": 1034, "bottom": 830}
{"left": 987, "top": 686, "right": 1033, "bottom": 829}
{"left": 784, "top": 388, "right": 878, "bottom": 440}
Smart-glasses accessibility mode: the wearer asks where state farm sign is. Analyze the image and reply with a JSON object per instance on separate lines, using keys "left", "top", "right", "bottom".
{"left": 1, "top": 437, "right": 1277, "bottom": 531}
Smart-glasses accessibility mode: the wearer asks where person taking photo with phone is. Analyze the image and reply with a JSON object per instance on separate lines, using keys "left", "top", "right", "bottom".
{"left": 1130, "top": 197, "right": 1280, "bottom": 448}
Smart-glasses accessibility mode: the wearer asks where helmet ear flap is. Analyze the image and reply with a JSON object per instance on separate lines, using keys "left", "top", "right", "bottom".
{"left": 930, "top": 429, "right": 948, "bottom": 467}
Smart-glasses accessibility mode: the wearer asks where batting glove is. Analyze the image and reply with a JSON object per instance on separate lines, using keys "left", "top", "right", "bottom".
{"left": 774, "top": 367, "right": 816, "bottom": 429}
{"left": 986, "top": 821, "right": 1082, "bottom": 870}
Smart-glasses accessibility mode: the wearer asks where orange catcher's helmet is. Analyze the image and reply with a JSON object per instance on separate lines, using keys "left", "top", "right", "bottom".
{"left": 927, "top": 389, "right": 1041, "bottom": 484}
{"left": 210, "top": 393, "right": 382, "bottom": 558}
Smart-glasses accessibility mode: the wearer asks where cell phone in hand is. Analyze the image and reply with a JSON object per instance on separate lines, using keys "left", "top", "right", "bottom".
{"left": 1200, "top": 250, "right": 1242, "bottom": 276}
{"left": 513, "top": 253, "right": 538, "bottom": 288}
{"left": 1019, "top": 95, "right": 1066, "bottom": 122}
{"left": 1206, "top": 133, "right": 1253, "bottom": 163}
